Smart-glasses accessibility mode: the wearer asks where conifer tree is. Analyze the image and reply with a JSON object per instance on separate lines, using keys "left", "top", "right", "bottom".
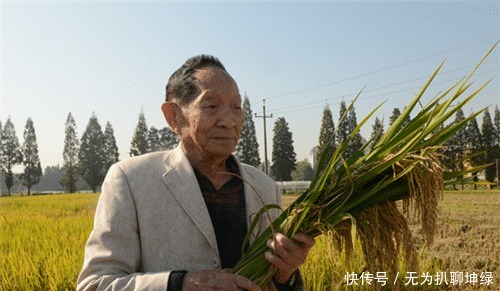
{"left": 159, "top": 127, "right": 179, "bottom": 150}
{"left": 336, "top": 101, "right": 362, "bottom": 160}
{"left": 389, "top": 107, "right": 411, "bottom": 127}
{"left": 389, "top": 108, "right": 401, "bottom": 126}
{"left": 271, "top": 117, "right": 296, "bottom": 181}
{"left": 481, "top": 109, "right": 497, "bottom": 183}
{"left": 130, "top": 110, "right": 149, "bottom": 156}
{"left": 147, "top": 126, "right": 161, "bottom": 152}
{"left": 0, "top": 118, "right": 23, "bottom": 195}
{"left": 465, "top": 114, "right": 482, "bottom": 189}
{"left": 235, "top": 95, "right": 261, "bottom": 167}
{"left": 61, "top": 113, "right": 80, "bottom": 193}
{"left": 336, "top": 101, "right": 349, "bottom": 148}
{"left": 345, "top": 105, "right": 363, "bottom": 159}
{"left": 21, "top": 118, "right": 42, "bottom": 195}
{"left": 370, "top": 117, "right": 384, "bottom": 149}
{"left": 443, "top": 109, "right": 467, "bottom": 189}
{"left": 103, "top": 122, "right": 119, "bottom": 173}
{"left": 317, "top": 105, "right": 335, "bottom": 164}
{"left": 79, "top": 113, "right": 106, "bottom": 193}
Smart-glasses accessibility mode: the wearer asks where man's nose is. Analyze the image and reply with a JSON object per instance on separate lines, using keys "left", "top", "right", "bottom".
{"left": 217, "top": 109, "right": 238, "bottom": 128}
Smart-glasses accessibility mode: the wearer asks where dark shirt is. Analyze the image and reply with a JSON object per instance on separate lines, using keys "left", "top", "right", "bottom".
{"left": 167, "top": 157, "right": 297, "bottom": 290}
{"left": 192, "top": 156, "right": 248, "bottom": 268}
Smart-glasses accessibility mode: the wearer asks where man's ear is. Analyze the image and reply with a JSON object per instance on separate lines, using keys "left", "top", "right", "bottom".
{"left": 161, "top": 102, "right": 179, "bottom": 132}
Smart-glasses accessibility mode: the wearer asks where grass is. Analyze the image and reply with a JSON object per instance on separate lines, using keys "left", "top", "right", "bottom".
{"left": 292, "top": 189, "right": 500, "bottom": 290}
{"left": 0, "top": 191, "right": 498, "bottom": 290}
{"left": 425, "top": 191, "right": 499, "bottom": 275}
{"left": 0, "top": 194, "right": 98, "bottom": 291}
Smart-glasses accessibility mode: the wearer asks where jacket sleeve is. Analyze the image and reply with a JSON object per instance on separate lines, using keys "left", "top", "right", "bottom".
{"left": 77, "top": 164, "right": 170, "bottom": 291}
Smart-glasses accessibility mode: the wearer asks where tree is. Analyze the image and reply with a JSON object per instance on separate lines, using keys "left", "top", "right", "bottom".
{"left": 389, "top": 108, "right": 401, "bottom": 126}
{"left": 0, "top": 118, "right": 23, "bottom": 195}
{"left": 79, "top": 113, "right": 106, "bottom": 193}
{"left": 336, "top": 101, "right": 349, "bottom": 148}
{"left": 291, "top": 159, "right": 314, "bottom": 181}
{"left": 481, "top": 109, "right": 497, "bottom": 183}
{"left": 442, "top": 109, "right": 468, "bottom": 189}
{"left": 61, "top": 113, "right": 80, "bottom": 193}
{"left": 317, "top": 105, "right": 336, "bottom": 165}
{"left": 271, "top": 117, "right": 296, "bottom": 181}
{"left": 159, "top": 127, "right": 179, "bottom": 150}
{"left": 370, "top": 117, "right": 385, "bottom": 149}
{"left": 345, "top": 105, "right": 363, "bottom": 159}
{"left": 130, "top": 110, "right": 149, "bottom": 156}
{"left": 35, "top": 165, "right": 64, "bottom": 192}
{"left": 147, "top": 126, "right": 161, "bottom": 152}
{"left": 389, "top": 107, "right": 411, "bottom": 127}
{"left": 103, "top": 122, "right": 119, "bottom": 173}
{"left": 336, "top": 101, "right": 362, "bottom": 160}
{"left": 235, "top": 95, "right": 261, "bottom": 167}
{"left": 464, "top": 114, "right": 482, "bottom": 189}
{"left": 20, "top": 118, "right": 42, "bottom": 195}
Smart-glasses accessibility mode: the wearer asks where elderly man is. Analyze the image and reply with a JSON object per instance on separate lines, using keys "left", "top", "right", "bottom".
{"left": 77, "top": 55, "right": 315, "bottom": 290}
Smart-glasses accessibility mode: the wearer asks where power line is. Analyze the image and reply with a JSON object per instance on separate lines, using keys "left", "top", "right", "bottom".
{"left": 258, "top": 40, "right": 493, "bottom": 103}
{"left": 269, "top": 60, "right": 497, "bottom": 113}
{"left": 271, "top": 69, "right": 498, "bottom": 115}
{"left": 270, "top": 61, "right": 498, "bottom": 114}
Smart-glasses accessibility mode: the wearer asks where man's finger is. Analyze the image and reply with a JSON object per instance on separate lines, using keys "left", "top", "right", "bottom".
{"left": 294, "top": 233, "right": 316, "bottom": 249}
{"left": 233, "top": 274, "right": 262, "bottom": 291}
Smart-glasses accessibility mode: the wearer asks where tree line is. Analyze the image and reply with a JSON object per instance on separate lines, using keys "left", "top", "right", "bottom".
{"left": 312, "top": 104, "right": 500, "bottom": 188}
{"left": 0, "top": 111, "right": 178, "bottom": 195}
{"left": 1, "top": 99, "right": 499, "bottom": 195}
{"left": 239, "top": 99, "right": 499, "bottom": 186}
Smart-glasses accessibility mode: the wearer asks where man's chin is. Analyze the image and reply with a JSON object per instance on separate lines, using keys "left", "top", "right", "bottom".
{"left": 206, "top": 146, "right": 236, "bottom": 158}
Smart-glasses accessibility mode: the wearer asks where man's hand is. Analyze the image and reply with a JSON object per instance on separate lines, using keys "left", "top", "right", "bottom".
{"left": 183, "top": 269, "right": 261, "bottom": 291}
{"left": 265, "top": 232, "right": 315, "bottom": 284}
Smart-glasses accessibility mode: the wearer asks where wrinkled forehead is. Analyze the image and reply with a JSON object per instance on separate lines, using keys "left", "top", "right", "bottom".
{"left": 193, "top": 66, "right": 241, "bottom": 99}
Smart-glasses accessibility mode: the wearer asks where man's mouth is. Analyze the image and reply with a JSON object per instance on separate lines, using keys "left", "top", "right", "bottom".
{"left": 213, "top": 137, "right": 233, "bottom": 140}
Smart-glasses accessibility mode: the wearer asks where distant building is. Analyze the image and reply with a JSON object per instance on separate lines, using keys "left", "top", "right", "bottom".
{"left": 309, "top": 146, "right": 318, "bottom": 169}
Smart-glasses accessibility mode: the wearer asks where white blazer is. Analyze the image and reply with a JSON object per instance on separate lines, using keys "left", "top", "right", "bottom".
{"left": 77, "top": 145, "right": 282, "bottom": 290}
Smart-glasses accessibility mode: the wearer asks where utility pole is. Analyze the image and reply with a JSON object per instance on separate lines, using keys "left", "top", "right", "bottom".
{"left": 255, "top": 99, "right": 273, "bottom": 175}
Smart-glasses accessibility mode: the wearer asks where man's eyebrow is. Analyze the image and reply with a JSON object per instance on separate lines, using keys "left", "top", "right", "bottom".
{"left": 198, "top": 90, "right": 241, "bottom": 101}
{"left": 199, "top": 93, "right": 217, "bottom": 101}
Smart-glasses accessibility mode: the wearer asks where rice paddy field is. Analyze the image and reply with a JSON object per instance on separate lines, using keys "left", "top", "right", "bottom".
{"left": 0, "top": 190, "right": 498, "bottom": 290}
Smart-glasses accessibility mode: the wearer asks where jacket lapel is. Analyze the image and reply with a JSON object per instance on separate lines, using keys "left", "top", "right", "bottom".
{"left": 161, "top": 146, "right": 219, "bottom": 254}
{"left": 238, "top": 160, "right": 276, "bottom": 245}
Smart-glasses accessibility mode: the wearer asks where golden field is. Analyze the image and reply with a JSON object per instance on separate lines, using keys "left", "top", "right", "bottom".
{"left": 1, "top": 191, "right": 498, "bottom": 290}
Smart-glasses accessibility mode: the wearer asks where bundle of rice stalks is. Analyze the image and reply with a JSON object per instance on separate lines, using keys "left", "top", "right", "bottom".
{"left": 232, "top": 42, "right": 497, "bottom": 287}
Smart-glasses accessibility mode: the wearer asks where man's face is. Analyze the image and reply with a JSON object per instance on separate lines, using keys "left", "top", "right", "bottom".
{"left": 175, "top": 66, "right": 243, "bottom": 159}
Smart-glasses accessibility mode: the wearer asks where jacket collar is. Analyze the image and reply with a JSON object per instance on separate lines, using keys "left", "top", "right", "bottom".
{"left": 161, "top": 145, "right": 219, "bottom": 253}
{"left": 161, "top": 145, "right": 267, "bottom": 253}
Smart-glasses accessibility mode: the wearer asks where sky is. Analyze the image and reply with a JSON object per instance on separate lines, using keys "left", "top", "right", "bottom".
{"left": 1, "top": 1, "right": 499, "bottom": 171}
